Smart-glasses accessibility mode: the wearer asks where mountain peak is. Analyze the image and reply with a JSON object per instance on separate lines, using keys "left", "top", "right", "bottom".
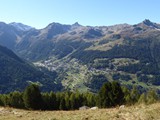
{"left": 143, "top": 19, "right": 153, "bottom": 25}
{"left": 9, "top": 22, "right": 33, "bottom": 31}
{"left": 48, "top": 22, "right": 60, "bottom": 26}
{"left": 72, "top": 22, "right": 81, "bottom": 26}
{"left": 0, "top": 22, "right": 7, "bottom": 26}
{"left": 46, "top": 22, "right": 65, "bottom": 30}
{"left": 142, "top": 19, "right": 158, "bottom": 28}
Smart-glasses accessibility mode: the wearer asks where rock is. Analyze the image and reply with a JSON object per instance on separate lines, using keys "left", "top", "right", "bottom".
{"left": 119, "top": 105, "right": 125, "bottom": 109}
{"left": 90, "top": 107, "right": 98, "bottom": 110}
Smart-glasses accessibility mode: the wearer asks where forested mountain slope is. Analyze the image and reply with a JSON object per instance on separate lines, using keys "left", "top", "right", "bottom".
{"left": 0, "top": 45, "right": 61, "bottom": 93}
{"left": 0, "top": 20, "right": 160, "bottom": 92}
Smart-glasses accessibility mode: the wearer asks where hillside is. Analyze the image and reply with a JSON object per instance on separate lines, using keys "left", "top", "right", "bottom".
{"left": 0, "top": 103, "right": 160, "bottom": 120}
{"left": 0, "top": 20, "right": 160, "bottom": 92}
{"left": 0, "top": 45, "right": 61, "bottom": 93}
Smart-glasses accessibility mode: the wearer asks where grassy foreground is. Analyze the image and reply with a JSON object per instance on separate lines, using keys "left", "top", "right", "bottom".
{"left": 0, "top": 103, "right": 160, "bottom": 120}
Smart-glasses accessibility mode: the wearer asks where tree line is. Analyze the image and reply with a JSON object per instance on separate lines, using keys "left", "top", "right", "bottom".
{"left": 0, "top": 81, "right": 159, "bottom": 110}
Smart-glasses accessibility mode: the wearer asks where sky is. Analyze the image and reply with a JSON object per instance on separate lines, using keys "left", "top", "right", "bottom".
{"left": 0, "top": 0, "right": 159, "bottom": 29}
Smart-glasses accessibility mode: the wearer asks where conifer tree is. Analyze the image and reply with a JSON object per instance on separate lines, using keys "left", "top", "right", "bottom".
{"left": 138, "top": 93, "right": 147, "bottom": 104}
{"left": 111, "top": 81, "right": 124, "bottom": 106}
{"left": 146, "top": 89, "right": 158, "bottom": 104}
{"left": 64, "top": 92, "right": 70, "bottom": 110}
{"left": 122, "top": 86, "right": 131, "bottom": 104}
{"left": 23, "top": 84, "right": 43, "bottom": 110}
{"left": 98, "top": 81, "right": 124, "bottom": 108}
{"left": 9, "top": 91, "right": 24, "bottom": 108}
{"left": 59, "top": 98, "right": 66, "bottom": 110}
{"left": 55, "top": 92, "right": 61, "bottom": 110}
{"left": 70, "top": 93, "right": 76, "bottom": 109}
{"left": 41, "top": 92, "right": 50, "bottom": 109}
{"left": 49, "top": 91, "right": 57, "bottom": 110}
{"left": 0, "top": 95, "right": 4, "bottom": 106}
{"left": 130, "top": 86, "right": 140, "bottom": 105}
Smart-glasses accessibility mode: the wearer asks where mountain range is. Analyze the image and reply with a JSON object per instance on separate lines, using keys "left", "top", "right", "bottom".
{"left": 0, "top": 19, "right": 160, "bottom": 93}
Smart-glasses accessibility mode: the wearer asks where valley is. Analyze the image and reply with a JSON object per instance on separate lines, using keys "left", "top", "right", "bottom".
{"left": 1, "top": 1, "right": 160, "bottom": 120}
{"left": 0, "top": 19, "right": 160, "bottom": 93}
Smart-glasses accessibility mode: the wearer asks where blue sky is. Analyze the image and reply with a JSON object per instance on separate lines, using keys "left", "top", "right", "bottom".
{"left": 0, "top": 0, "right": 159, "bottom": 28}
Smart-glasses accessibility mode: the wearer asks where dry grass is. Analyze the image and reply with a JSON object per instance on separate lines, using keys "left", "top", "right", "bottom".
{"left": 0, "top": 103, "right": 160, "bottom": 120}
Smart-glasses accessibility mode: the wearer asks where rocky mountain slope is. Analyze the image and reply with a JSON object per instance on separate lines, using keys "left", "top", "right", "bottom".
{"left": 0, "top": 19, "right": 160, "bottom": 92}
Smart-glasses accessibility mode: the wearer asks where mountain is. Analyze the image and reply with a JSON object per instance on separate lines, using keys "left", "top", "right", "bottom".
{"left": 9, "top": 22, "right": 33, "bottom": 31}
{"left": 141, "top": 19, "right": 160, "bottom": 28}
{"left": 0, "top": 22, "right": 22, "bottom": 50}
{"left": 0, "top": 22, "right": 34, "bottom": 50}
{"left": 0, "top": 20, "right": 160, "bottom": 93}
{"left": 0, "top": 45, "right": 61, "bottom": 93}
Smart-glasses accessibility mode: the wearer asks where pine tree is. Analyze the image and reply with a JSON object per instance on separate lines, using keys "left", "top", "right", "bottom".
{"left": 98, "top": 81, "right": 124, "bottom": 108}
{"left": 86, "top": 92, "right": 96, "bottom": 107}
{"left": 23, "top": 84, "right": 43, "bottom": 110}
{"left": 75, "top": 91, "right": 83, "bottom": 109}
{"left": 111, "top": 81, "right": 124, "bottom": 106}
{"left": 41, "top": 92, "right": 50, "bottom": 110}
{"left": 70, "top": 93, "right": 76, "bottom": 110}
{"left": 138, "top": 93, "right": 147, "bottom": 104}
{"left": 98, "top": 82, "right": 111, "bottom": 108}
{"left": 9, "top": 91, "right": 24, "bottom": 108}
{"left": 146, "top": 89, "right": 158, "bottom": 104}
{"left": 2, "top": 95, "right": 10, "bottom": 106}
{"left": 59, "top": 98, "right": 66, "bottom": 110}
{"left": 122, "top": 86, "right": 131, "bottom": 104}
{"left": 49, "top": 91, "right": 57, "bottom": 110}
{"left": 130, "top": 86, "right": 140, "bottom": 105}
{"left": 0, "top": 94, "right": 5, "bottom": 106}
{"left": 64, "top": 92, "right": 70, "bottom": 110}
{"left": 55, "top": 92, "right": 61, "bottom": 110}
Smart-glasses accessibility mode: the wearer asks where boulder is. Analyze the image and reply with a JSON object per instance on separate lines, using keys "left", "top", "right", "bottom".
{"left": 90, "top": 107, "right": 98, "bottom": 110}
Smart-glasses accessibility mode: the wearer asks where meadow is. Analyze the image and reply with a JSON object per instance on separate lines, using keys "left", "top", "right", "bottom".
{"left": 0, "top": 103, "right": 160, "bottom": 120}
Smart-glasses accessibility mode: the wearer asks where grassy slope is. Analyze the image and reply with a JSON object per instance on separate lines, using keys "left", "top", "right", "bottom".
{"left": 0, "top": 103, "right": 160, "bottom": 120}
